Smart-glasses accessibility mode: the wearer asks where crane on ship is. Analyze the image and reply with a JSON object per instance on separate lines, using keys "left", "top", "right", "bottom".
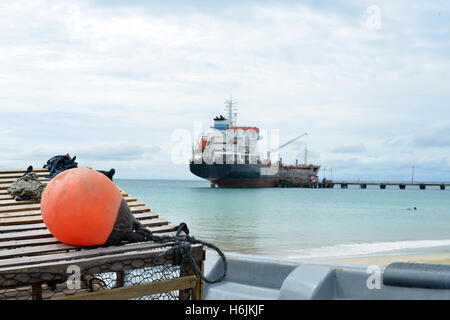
{"left": 266, "top": 132, "right": 309, "bottom": 160}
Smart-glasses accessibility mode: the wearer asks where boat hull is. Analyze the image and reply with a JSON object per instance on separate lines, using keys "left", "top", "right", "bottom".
{"left": 189, "top": 162, "right": 319, "bottom": 188}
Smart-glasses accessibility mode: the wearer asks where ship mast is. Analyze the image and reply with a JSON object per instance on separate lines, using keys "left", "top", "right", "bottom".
{"left": 304, "top": 142, "right": 308, "bottom": 165}
{"left": 225, "top": 95, "right": 237, "bottom": 126}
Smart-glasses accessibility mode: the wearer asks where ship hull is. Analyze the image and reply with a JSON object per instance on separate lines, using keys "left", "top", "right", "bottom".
{"left": 190, "top": 162, "right": 319, "bottom": 188}
{"left": 212, "top": 177, "right": 279, "bottom": 188}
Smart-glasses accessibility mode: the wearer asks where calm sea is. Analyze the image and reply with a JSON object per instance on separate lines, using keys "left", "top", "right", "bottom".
{"left": 115, "top": 179, "right": 450, "bottom": 259}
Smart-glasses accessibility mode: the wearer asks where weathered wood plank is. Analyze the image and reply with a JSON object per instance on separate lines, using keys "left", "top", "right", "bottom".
{"left": 0, "top": 210, "right": 43, "bottom": 219}
{"left": 0, "top": 229, "right": 52, "bottom": 242}
{"left": 0, "top": 203, "right": 41, "bottom": 213}
{"left": 0, "top": 188, "right": 127, "bottom": 196}
{"left": 0, "top": 196, "right": 138, "bottom": 207}
{"left": 0, "top": 217, "right": 168, "bottom": 242}
{"left": 0, "top": 199, "right": 40, "bottom": 207}
{"left": 0, "top": 226, "right": 177, "bottom": 263}
{"left": 0, "top": 178, "right": 50, "bottom": 184}
{"left": 0, "top": 234, "right": 178, "bottom": 269}
{"left": 60, "top": 275, "right": 198, "bottom": 300}
{"left": 0, "top": 224, "right": 173, "bottom": 250}
{"left": 0, "top": 169, "right": 48, "bottom": 174}
{"left": 191, "top": 259, "right": 205, "bottom": 300}
{"left": 0, "top": 243, "right": 78, "bottom": 259}
{"left": 0, "top": 198, "right": 141, "bottom": 219}
{"left": 0, "top": 212, "right": 160, "bottom": 230}
{"left": 0, "top": 172, "right": 49, "bottom": 179}
{"left": 0, "top": 237, "right": 61, "bottom": 249}
{"left": 0, "top": 199, "right": 146, "bottom": 215}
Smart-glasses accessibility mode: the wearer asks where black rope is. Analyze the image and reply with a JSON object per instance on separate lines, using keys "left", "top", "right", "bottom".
{"left": 135, "top": 223, "right": 227, "bottom": 284}
{"left": 88, "top": 277, "right": 108, "bottom": 291}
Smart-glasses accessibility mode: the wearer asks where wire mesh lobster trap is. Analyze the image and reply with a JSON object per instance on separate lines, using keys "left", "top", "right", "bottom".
{"left": 0, "top": 168, "right": 205, "bottom": 300}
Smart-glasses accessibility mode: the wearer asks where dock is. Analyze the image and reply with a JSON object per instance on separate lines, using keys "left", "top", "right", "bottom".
{"left": 0, "top": 168, "right": 205, "bottom": 300}
{"left": 331, "top": 180, "right": 449, "bottom": 190}
{"left": 276, "top": 179, "right": 450, "bottom": 190}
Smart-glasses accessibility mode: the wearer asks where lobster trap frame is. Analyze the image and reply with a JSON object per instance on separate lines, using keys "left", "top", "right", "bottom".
{"left": 0, "top": 168, "right": 205, "bottom": 300}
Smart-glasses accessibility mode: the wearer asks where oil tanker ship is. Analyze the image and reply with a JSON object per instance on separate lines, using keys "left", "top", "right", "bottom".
{"left": 189, "top": 98, "right": 321, "bottom": 187}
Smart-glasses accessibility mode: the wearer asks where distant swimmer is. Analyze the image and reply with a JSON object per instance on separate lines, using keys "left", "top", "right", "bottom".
{"left": 406, "top": 207, "right": 417, "bottom": 211}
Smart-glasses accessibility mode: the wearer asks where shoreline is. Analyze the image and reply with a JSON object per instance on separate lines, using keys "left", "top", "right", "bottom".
{"left": 261, "top": 246, "right": 450, "bottom": 266}
{"left": 302, "top": 252, "right": 450, "bottom": 266}
{"left": 323, "top": 252, "right": 450, "bottom": 266}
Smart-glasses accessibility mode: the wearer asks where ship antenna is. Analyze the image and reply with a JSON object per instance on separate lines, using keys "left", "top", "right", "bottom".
{"left": 304, "top": 142, "right": 308, "bottom": 165}
{"left": 225, "top": 95, "right": 237, "bottom": 126}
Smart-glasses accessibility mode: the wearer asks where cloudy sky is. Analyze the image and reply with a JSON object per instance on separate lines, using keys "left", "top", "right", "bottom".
{"left": 1, "top": 0, "right": 449, "bottom": 180}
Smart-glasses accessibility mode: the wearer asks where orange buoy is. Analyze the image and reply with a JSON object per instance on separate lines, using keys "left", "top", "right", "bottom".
{"left": 41, "top": 167, "right": 123, "bottom": 246}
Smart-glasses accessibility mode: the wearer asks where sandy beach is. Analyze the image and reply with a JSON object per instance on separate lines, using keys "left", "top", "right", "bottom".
{"left": 323, "top": 252, "right": 450, "bottom": 266}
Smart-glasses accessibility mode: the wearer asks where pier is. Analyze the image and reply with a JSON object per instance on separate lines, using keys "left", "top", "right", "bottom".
{"left": 332, "top": 180, "right": 449, "bottom": 190}
{"left": 277, "top": 180, "right": 450, "bottom": 190}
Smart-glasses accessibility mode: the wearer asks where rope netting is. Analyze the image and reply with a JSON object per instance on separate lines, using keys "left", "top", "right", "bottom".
{"left": 0, "top": 255, "right": 184, "bottom": 300}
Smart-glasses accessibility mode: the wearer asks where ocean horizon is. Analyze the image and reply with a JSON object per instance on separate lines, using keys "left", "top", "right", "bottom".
{"left": 115, "top": 179, "right": 450, "bottom": 260}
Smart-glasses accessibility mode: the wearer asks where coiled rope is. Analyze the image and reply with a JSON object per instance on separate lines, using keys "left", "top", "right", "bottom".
{"left": 136, "top": 223, "right": 227, "bottom": 284}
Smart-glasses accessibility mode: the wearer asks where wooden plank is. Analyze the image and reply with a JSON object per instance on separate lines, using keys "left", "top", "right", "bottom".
{"left": 0, "top": 199, "right": 40, "bottom": 207}
{"left": 0, "top": 172, "right": 49, "bottom": 179}
{"left": 0, "top": 196, "right": 138, "bottom": 207}
{"left": 0, "top": 169, "right": 48, "bottom": 174}
{"left": 0, "top": 224, "right": 174, "bottom": 250}
{"left": 0, "top": 184, "right": 126, "bottom": 193}
{"left": 0, "top": 200, "right": 146, "bottom": 215}
{"left": 0, "top": 210, "right": 43, "bottom": 219}
{"left": 0, "top": 205, "right": 151, "bottom": 221}
{"left": 0, "top": 236, "right": 178, "bottom": 269}
{"left": 0, "top": 178, "right": 50, "bottom": 184}
{"left": 0, "top": 219, "right": 46, "bottom": 229}
{"left": 0, "top": 203, "right": 41, "bottom": 214}
{"left": 60, "top": 275, "right": 198, "bottom": 300}
{"left": 0, "top": 198, "right": 141, "bottom": 219}
{"left": 191, "top": 259, "right": 204, "bottom": 300}
{"left": 0, "top": 218, "right": 168, "bottom": 241}
{"left": 31, "top": 282, "right": 43, "bottom": 300}
{"left": 0, "top": 232, "right": 177, "bottom": 264}
{"left": 0, "top": 210, "right": 157, "bottom": 226}
{"left": 0, "top": 216, "right": 167, "bottom": 242}
{"left": 126, "top": 201, "right": 146, "bottom": 208}
{"left": 0, "top": 237, "right": 61, "bottom": 249}
{"left": 0, "top": 212, "right": 160, "bottom": 230}
{"left": 0, "top": 243, "right": 80, "bottom": 260}
{"left": 0, "top": 229, "right": 53, "bottom": 242}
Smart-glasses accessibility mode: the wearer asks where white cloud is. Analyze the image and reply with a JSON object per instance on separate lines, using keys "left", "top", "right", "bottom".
{"left": 0, "top": 0, "right": 449, "bottom": 180}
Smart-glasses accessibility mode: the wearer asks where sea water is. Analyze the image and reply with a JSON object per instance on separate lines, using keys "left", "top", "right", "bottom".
{"left": 115, "top": 179, "right": 450, "bottom": 259}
